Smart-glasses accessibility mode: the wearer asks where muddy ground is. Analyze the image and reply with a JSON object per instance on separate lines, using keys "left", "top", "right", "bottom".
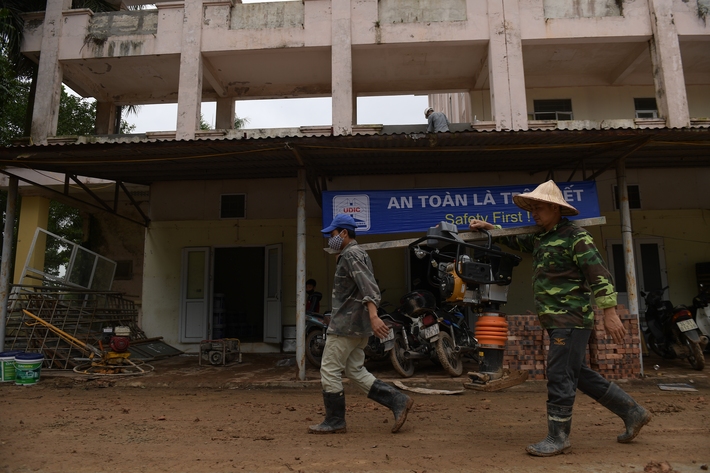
{"left": 1, "top": 353, "right": 708, "bottom": 473}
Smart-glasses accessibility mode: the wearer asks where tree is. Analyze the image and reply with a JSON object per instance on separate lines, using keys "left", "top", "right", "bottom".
{"left": 0, "top": 0, "right": 120, "bottom": 136}
{"left": 198, "top": 115, "right": 250, "bottom": 130}
{"left": 0, "top": 46, "right": 25, "bottom": 144}
{"left": 235, "top": 116, "right": 249, "bottom": 129}
{"left": 1, "top": 47, "right": 134, "bottom": 145}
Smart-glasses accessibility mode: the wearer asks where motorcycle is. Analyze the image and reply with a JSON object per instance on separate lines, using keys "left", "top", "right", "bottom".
{"left": 304, "top": 307, "right": 401, "bottom": 368}
{"left": 305, "top": 310, "right": 329, "bottom": 368}
{"left": 385, "top": 291, "right": 439, "bottom": 378}
{"left": 388, "top": 291, "right": 477, "bottom": 377}
{"left": 642, "top": 285, "right": 708, "bottom": 370}
{"left": 364, "top": 309, "right": 401, "bottom": 362}
{"left": 692, "top": 284, "right": 710, "bottom": 353}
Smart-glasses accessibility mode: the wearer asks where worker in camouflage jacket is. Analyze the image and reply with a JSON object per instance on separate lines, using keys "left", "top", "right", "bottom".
{"left": 309, "top": 214, "right": 413, "bottom": 435}
{"left": 469, "top": 180, "right": 651, "bottom": 457}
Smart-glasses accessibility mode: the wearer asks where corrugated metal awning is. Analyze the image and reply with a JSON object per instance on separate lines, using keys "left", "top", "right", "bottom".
{"left": 1, "top": 127, "right": 708, "bottom": 186}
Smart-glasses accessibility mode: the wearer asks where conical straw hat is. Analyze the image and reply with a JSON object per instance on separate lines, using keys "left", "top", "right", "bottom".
{"left": 513, "top": 180, "right": 579, "bottom": 216}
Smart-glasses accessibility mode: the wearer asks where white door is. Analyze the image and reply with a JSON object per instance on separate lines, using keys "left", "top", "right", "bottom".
{"left": 606, "top": 238, "right": 667, "bottom": 315}
{"left": 263, "top": 244, "right": 282, "bottom": 343}
{"left": 180, "top": 247, "right": 210, "bottom": 343}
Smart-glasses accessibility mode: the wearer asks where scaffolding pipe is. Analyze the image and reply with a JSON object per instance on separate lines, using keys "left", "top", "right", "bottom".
{"left": 616, "top": 157, "right": 643, "bottom": 376}
{"left": 296, "top": 168, "right": 307, "bottom": 381}
{"left": 0, "top": 175, "right": 18, "bottom": 352}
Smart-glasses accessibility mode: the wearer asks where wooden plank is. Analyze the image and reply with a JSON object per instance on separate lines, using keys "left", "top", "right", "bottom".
{"left": 463, "top": 369, "right": 529, "bottom": 392}
{"left": 324, "top": 217, "right": 606, "bottom": 253}
{"left": 393, "top": 380, "right": 465, "bottom": 395}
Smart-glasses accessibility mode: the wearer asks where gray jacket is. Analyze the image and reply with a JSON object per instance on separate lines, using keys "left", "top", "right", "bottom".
{"left": 327, "top": 240, "right": 381, "bottom": 337}
{"left": 427, "top": 112, "right": 450, "bottom": 132}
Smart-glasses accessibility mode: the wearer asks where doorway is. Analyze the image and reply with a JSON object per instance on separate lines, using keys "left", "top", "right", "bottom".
{"left": 213, "top": 247, "right": 265, "bottom": 342}
{"left": 606, "top": 237, "right": 668, "bottom": 317}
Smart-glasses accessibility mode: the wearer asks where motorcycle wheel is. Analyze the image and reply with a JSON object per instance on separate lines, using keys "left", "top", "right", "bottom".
{"left": 646, "top": 334, "right": 668, "bottom": 358}
{"left": 390, "top": 332, "right": 415, "bottom": 378}
{"left": 685, "top": 337, "right": 706, "bottom": 371}
{"left": 436, "top": 331, "right": 463, "bottom": 377}
{"left": 305, "top": 330, "right": 324, "bottom": 368}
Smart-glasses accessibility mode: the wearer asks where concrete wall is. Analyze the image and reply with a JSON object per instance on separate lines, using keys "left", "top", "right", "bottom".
{"left": 543, "top": 0, "right": 622, "bottom": 19}
{"left": 602, "top": 209, "right": 710, "bottom": 307}
{"left": 378, "top": 0, "right": 468, "bottom": 24}
{"left": 230, "top": 2, "right": 305, "bottom": 30}
{"left": 526, "top": 85, "right": 657, "bottom": 120}
{"left": 150, "top": 178, "right": 309, "bottom": 221}
{"left": 88, "top": 11, "right": 158, "bottom": 37}
{"left": 20, "top": 0, "right": 710, "bottom": 140}
{"left": 86, "top": 211, "right": 146, "bottom": 305}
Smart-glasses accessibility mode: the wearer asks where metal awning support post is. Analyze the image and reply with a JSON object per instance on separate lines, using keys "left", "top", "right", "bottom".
{"left": 0, "top": 175, "right": 18, "bottom": 352}
{"left": 616, "top": 157, "right": 643, "bottom": 376}
{"left": 296, "top": 167, "right": 307, "bottom": 381}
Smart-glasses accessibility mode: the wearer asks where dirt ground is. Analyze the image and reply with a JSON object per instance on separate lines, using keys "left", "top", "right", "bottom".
{"left": 1, "top": 352, "right": 708, "bottom": 473}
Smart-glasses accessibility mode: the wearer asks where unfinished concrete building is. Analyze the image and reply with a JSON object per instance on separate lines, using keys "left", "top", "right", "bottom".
{"left": 1, "top": 0, "right": 709, "bottom": 379}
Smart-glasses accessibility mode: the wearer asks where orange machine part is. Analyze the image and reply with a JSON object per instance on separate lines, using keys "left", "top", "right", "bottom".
{"left": 475, "top": 314, "right": 508, "bottom": 347}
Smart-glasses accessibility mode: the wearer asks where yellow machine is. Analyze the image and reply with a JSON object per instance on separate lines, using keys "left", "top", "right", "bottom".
{"left": 22, "top": 309, "right": 152, "bottom": 375}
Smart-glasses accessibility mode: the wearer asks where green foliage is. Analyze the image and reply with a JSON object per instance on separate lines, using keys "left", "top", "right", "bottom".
{"left": 0, "top": 46, "right": 136, "bottom": 144}
{"left": 199, "top": 115, "right": 250, "bottom": 130}
{"left": 235, "top": 116, "right": 249, "bottom": 129}
{"left": 0, "top": 50, "right": 27, "bottom": 144}
{"left": 43, "top": 201, "right": 83, "bottom": 276}
{"left": 56, "top": 88, "right": 97, "bottom": 136}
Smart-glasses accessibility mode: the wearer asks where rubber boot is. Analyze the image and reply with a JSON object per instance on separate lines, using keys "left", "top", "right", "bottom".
{"left": 526, "top": 404, "right": 572, "bottom": 457}
{"left": 308, "top": 391, "right": 346, "bottom": 434}
{"left": 367, "top": 379, "right": 414, "bottom": 433}
{"left": 598, "top": 382, "right": 651, "bottom": 443}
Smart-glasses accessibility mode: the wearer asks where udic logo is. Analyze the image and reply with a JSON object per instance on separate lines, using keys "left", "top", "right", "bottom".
{"left": 332, "top": 195, "right": 371, "bottom": 232}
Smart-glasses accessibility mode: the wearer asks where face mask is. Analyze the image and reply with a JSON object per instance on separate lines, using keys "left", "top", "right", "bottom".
{"left": 328, "top": 231, "right": 345, "bottom": 251}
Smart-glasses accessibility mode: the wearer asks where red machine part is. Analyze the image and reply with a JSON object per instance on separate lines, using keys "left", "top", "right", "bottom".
{"left": 110, "top": 336, "right": 130, "bottom": 353}
{"left": 421, "top": 313, "right": 437, "bottom": 327}
{"left": 475, "top": 313, "right": 508, "bottom": 347}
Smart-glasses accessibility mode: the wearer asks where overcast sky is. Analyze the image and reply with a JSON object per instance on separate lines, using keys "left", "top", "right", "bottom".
{"left": 122, "top": 0, "right": 429, "bottom": 133}
{"left": 126, "top": 95, "right": 430, "bottom": 133}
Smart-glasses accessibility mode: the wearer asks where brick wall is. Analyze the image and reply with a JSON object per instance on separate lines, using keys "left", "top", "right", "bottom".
{"left": 500, "top": 306, "right": 641, "bottom": 380}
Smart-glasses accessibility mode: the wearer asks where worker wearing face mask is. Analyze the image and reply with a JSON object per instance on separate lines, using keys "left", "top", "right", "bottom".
{"left": 309, "top": 214, "right": 413, "bottom": 435}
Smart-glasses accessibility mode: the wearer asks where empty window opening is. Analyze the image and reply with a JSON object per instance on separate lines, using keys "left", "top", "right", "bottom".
{"left": 533, "top": 99, "right": 573, "bottom": 120}
{"left": 221, "top": 194, "right": 246, "bottom": 219}
{"left": 634, "top": 98, "right": 658, "bottom": 119}
{"left": 614, "top": 185, "right": 641, "bottom": 210}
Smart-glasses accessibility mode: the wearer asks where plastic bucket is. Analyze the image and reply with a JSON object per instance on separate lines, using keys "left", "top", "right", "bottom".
{"left": 14, "top": 353, "right": 44, "bottom": 386}
{"left": 0, "top": 351, "right": 23, "bottom": 382}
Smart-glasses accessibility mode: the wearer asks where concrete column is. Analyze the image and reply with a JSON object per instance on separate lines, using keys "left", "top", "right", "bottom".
{"left": 0, "top": 176, "right": 18, "bottom": 352}
{"left": 215, "top": 97, "right": 236, "bottom": 129}
{"left": 486, "top": 0, "right": 527, "bottom": 131}
{"left": 648, "top": 0, "right": 690, "bottom": 128}
{"left": 13, "top": 196, "right": 51, "bottom": 285}
{"left": 176, "top": 0, "right": 205, "bottom": 140}
{"left": 331, "top": 0, "right": 353, "bottom": 136}
{"left": 502, "top": 0, "right": 527, "bottom": 131}
{"left": 616, "top": 157, "right": 643, "bottom": 376}
{"left": 31, "top": 0, "right": 72, "bottom": 145}
{"left": 96, "top": 101, "right": 118, "bottom": 134}
{"left": 487, "top": 0, "right": 512, "bottom": 131}
{"left": 296, "top": 168, "right": 307, "bottom": 381}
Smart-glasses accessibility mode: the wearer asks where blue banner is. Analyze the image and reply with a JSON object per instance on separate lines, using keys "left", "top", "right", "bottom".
{"left": 322, "top": 181, "right": 600, "bottom": 235}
